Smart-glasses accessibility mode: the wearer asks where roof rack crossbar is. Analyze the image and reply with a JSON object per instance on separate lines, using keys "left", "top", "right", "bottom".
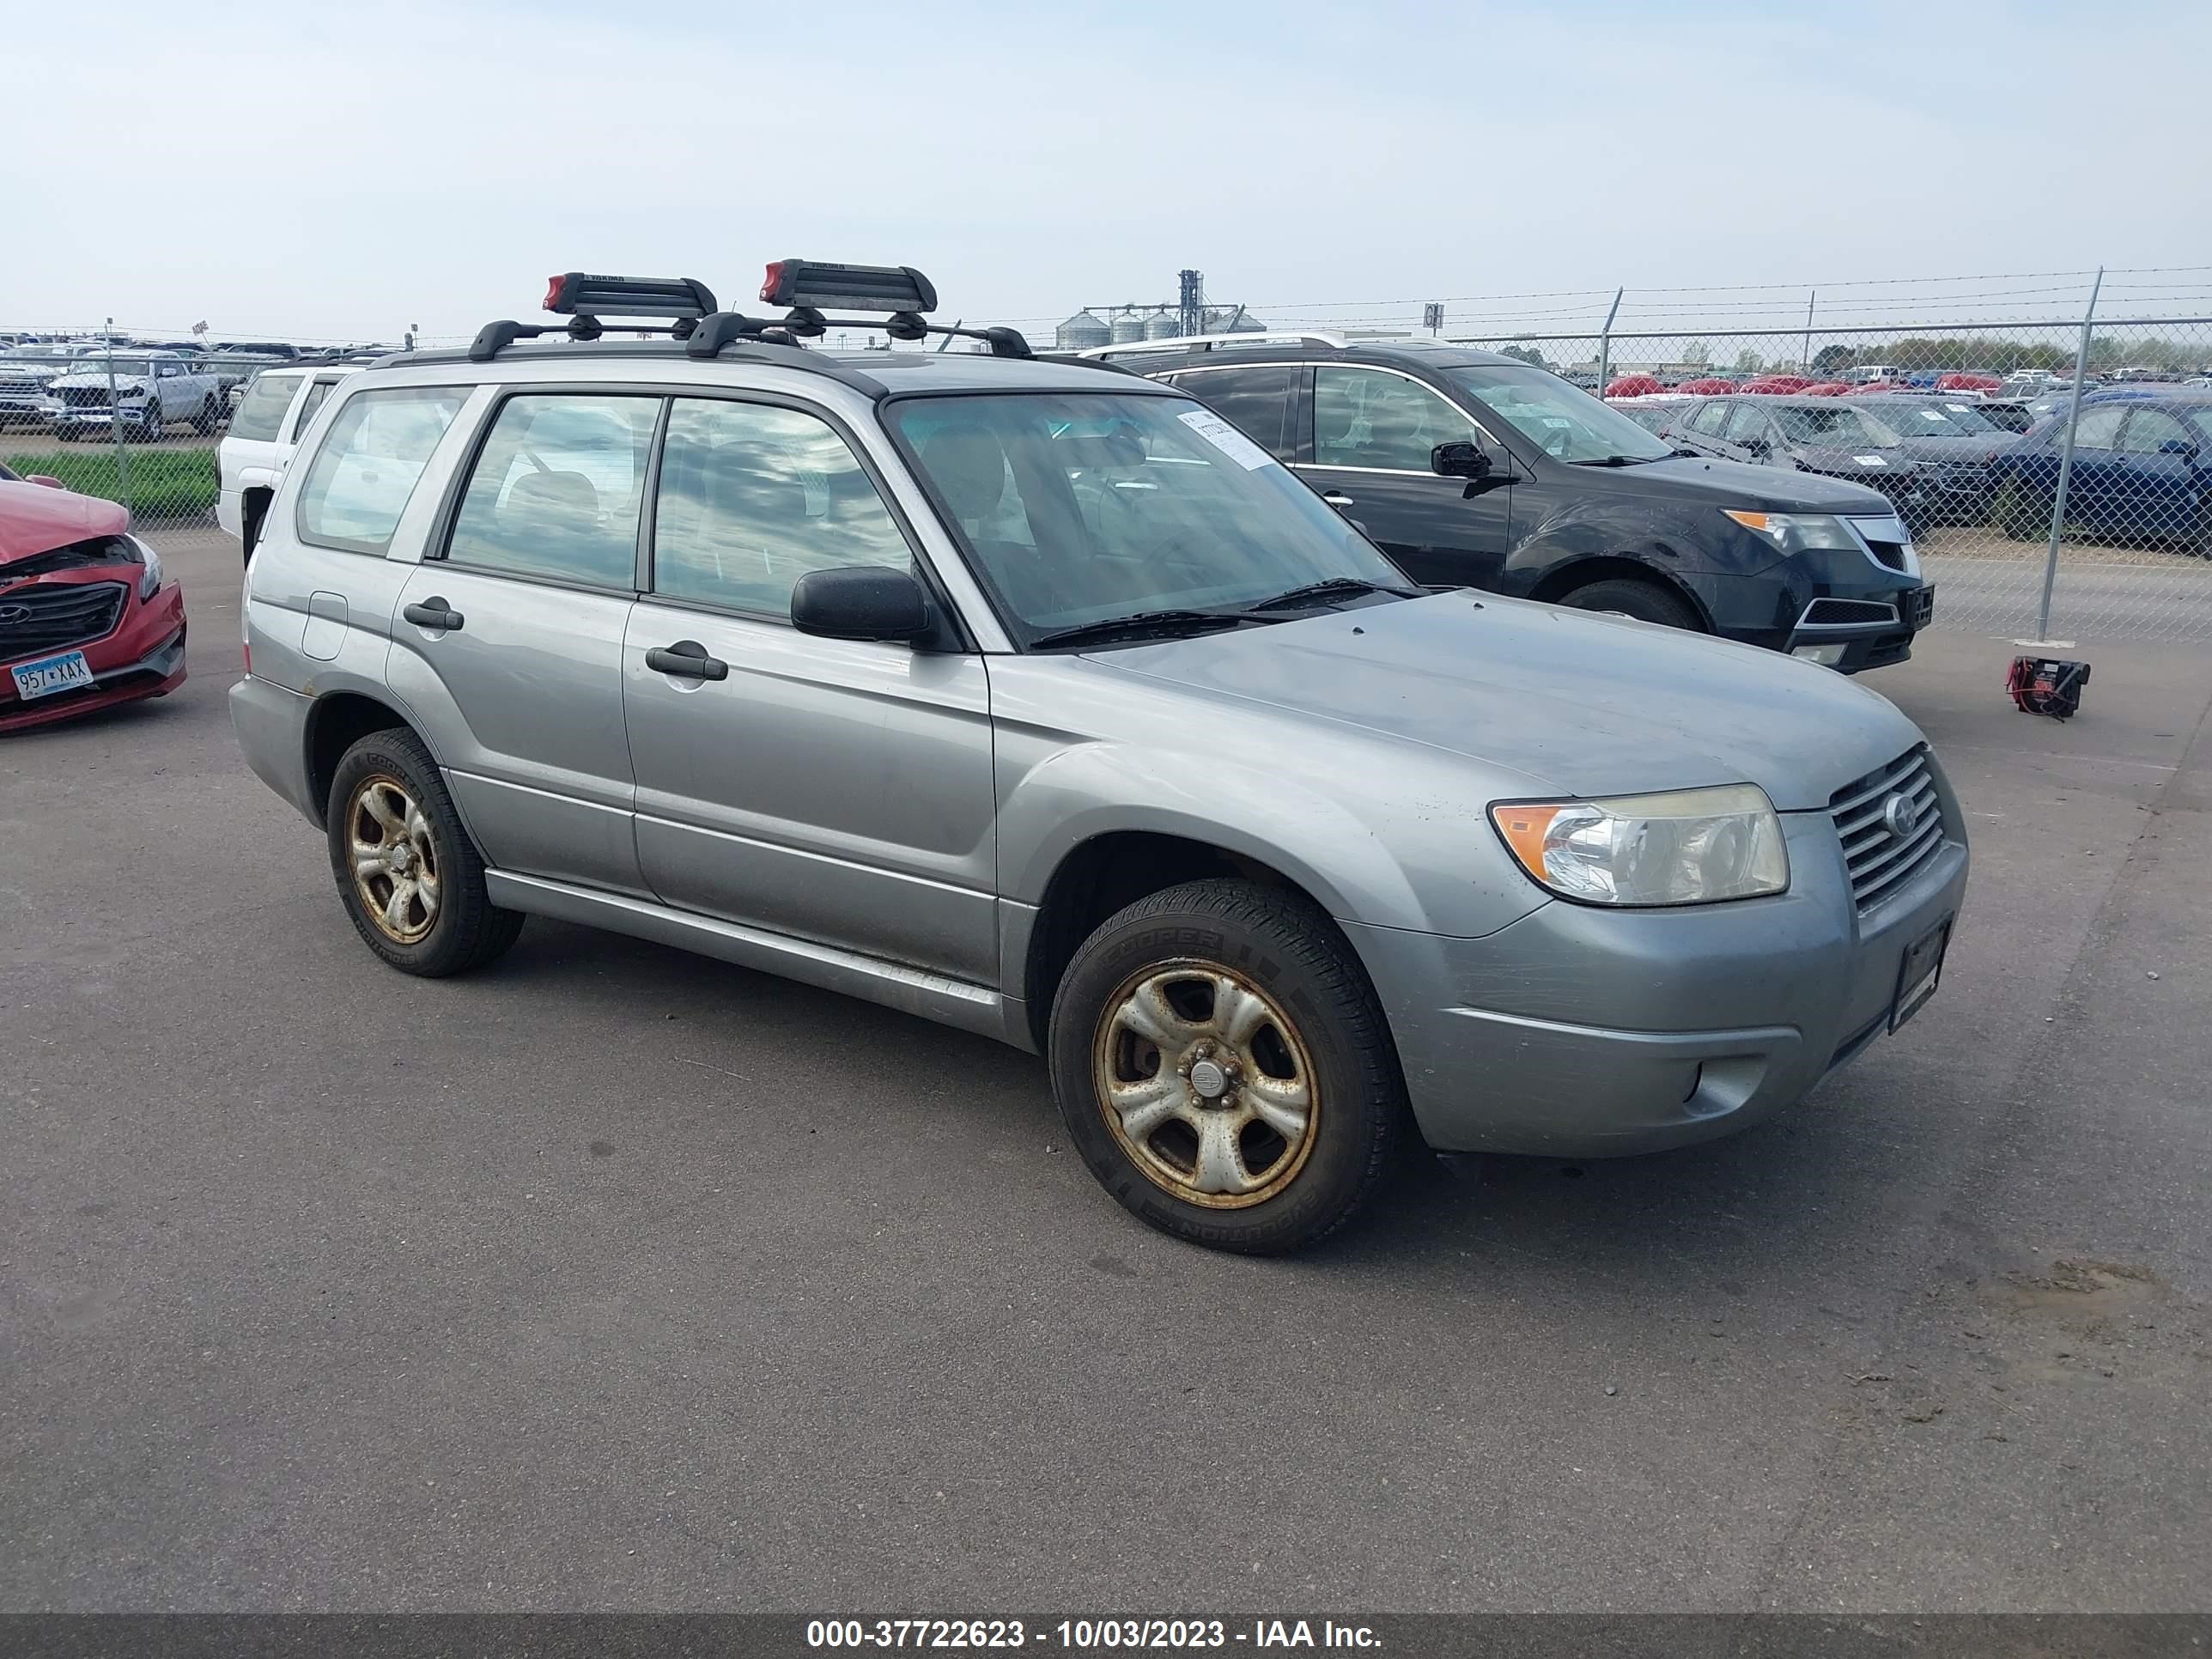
{"left": 1080, "top": 330, "right": 1352, "bottom": 359}
{"left": 687, "top": 311, "right": 1033, "bottom": 360}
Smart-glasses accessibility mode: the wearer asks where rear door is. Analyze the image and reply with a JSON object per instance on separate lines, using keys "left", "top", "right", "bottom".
{"left": 621, "top": 393, "right": 999, "bottom": 981}
{"left": 2057, "top": 404, "right": 2128, "bottom": 533}
{"left": 1164, "top": 364, "right": 1300, "bottom": 460}
{"left": 1298, "top": 364, "right": 1510, "bottom": 589}
{"left": 385, "top": 389, "right": 659, "bottom": 896}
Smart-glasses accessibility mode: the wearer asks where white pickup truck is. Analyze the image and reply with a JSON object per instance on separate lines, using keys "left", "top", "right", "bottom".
{"left": 41, "top": 350, "right": 225, "bottom": 441}
{"left": 216, "top": 364, "right": 362, "bottom": 558}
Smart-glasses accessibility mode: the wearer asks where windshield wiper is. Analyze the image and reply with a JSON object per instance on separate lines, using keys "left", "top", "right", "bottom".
{"left": 1026, "top": 610, "right": 1255, "bottom": 651}
{"left": 1568, "top": 453, "right": 1666, "bottom": 467}
{"left": 1242, "top": 576, "right": 1420, "bottom": 613}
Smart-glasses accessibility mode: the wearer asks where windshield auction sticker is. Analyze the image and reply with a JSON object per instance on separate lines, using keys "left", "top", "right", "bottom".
{"left": 1177, "top": 408, "right": 1275, "bottom": 470}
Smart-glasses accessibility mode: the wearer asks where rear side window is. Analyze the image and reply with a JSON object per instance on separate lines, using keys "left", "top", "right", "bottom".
{"left": 445, "top": 393, "right": 660, "bottom": 588}
{"left": 1688, "top": 400, "right": 1730, "bottom": 437}
{"left": 229, "top": 373, "right": 301, "bottom": 441}
{"left": 295, "top": 386, "right": 467, "bottom": 555}
{"left": 651, "top": 398, "right": 910, "bottom": 617}
{"left": 290, "top": 378, "right": 337, "bottom": 438}
{"left": 1172, "top": 366, "right": 1297, "bottom": 457}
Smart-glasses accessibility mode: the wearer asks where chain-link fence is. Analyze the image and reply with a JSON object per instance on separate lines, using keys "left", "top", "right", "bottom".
{"left": 1448, "top": 311, "right": 2212, "bottom": 643}
{"left": 11, "top": 286, "right": 2212, "bottom": 645}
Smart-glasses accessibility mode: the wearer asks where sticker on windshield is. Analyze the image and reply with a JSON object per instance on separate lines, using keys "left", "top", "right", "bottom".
{"left": 1920, "top": 409, "right": 1943, "bottom": 420}
{"left": 1855, "top": 454, "right": 1887, "bottom": 466}
{"left": 1177, "top": 408, "right": 1274, "bottom": 471}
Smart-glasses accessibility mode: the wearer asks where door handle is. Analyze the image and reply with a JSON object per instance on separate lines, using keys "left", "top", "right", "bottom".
{"left": 403, "top": 597, "right": 464, "bottom": 630}
{"left": 1322, "top": 491, "right": 1355, "bottom": 507}
{"left": 645, "top": 640, "right": 729, "bottom": 682}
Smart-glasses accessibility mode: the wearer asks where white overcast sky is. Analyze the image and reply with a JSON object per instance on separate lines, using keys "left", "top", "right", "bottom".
{"left": 9, "top": 0, "right": 2209, "bottom": 343}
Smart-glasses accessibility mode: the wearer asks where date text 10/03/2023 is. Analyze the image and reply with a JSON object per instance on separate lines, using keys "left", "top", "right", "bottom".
{"left": 805, "top": 1619, "right": 1382, "bottom": 1649}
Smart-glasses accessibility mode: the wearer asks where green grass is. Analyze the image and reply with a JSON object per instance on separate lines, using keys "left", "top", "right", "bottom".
{"left": 3, "top": 447, "right": 217, "bottom": 521}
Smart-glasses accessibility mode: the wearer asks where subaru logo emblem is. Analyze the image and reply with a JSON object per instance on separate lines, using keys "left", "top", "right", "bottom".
{"left": 1881, "top": 792, "right": 1921, "bottom": 840}
{"left": 0, "top": 603, "right": 31, "bottom": 625}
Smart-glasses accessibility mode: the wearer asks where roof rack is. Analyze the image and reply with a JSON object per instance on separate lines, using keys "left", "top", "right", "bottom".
{"left": 1080, "top": 330, "right": 1352, "bottom": 359}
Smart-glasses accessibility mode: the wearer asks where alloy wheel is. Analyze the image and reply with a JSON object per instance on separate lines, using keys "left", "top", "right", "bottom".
{"left": 345, "top": 774, "right": 441, "bottom": 944}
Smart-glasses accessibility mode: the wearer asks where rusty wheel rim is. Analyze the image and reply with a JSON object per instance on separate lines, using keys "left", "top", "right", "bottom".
{"left": 1091, "top": 960, "right": 1318, "bottom": 1209}
{"left": 346, "top": 774, "right": 441, "bottom": 945}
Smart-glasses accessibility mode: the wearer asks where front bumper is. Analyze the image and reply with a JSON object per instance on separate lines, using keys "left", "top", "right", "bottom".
{"left": 0, "top": 586, "right": 187, "bottom": 733}
{"left": 1346, "top": 803, "right": 1969, "bottom": 1158}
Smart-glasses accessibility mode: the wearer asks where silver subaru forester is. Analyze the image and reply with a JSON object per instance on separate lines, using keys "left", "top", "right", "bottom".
{"left": 230, "top": 264, "right": 1967, "bottom": 1253}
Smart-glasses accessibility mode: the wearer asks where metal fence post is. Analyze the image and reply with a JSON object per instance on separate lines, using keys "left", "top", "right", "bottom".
{"left": 2033, "top": 267, "right": 2104, "bottom": 641}
{"left": 1595, "top": 287, "right": 1623, "bottom": 392}
{"left": 102, "top": 318, "right": 132, "bottom": 519}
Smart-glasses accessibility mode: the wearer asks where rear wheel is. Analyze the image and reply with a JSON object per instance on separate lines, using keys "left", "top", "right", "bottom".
{"left": 326, "top": 726, "right": 524, "bottom": 977}
{"left": 191, "top": 396, "right": 219, "bottom": 434}
{"left": 1048, "top": 878, "right": 1409, "bottom": 1255}
{"left": 1559, "top": 575, "right": 1700, "bottom": 630}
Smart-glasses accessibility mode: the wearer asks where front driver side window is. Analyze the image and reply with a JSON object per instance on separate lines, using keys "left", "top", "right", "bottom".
{"left": 1689, "top": 400, "right": 1731, "bottom": 438}
{"left": 1312, "top": 367, "right": 1480, "bottom": 471}
{"left": 2069, "top": 406, "right": 2126, "bottom": 450}
{"left": 1723, "top": 402, "right": 1772, "bottom": 447}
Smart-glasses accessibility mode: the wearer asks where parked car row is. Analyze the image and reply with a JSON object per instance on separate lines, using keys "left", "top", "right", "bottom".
{"left": 1613, "top": 386, "right": 2212, "bottom": 551}
{"left": 197, "top": 264, "right": 1969, "bottom": 1255}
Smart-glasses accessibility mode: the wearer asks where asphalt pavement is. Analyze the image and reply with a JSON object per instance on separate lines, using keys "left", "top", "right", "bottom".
{"left": 4, "top": 529, "right": 2209, "bottom": 1613}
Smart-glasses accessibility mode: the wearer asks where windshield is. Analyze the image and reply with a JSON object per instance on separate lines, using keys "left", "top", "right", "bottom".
{"left": 1875, "top": 401, "right": 1999, "bottom": 437}
{"left": 1445, "top": 365, "right": 1671, "bottom": 462}
{"left": 1777, "top": 404, "right": 1903, "bottom": 447}
{"left": 886, "top": 392, "right": 1411, "bottom": 645}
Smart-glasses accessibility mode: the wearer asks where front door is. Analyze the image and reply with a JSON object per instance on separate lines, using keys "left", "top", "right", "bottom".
{"left": 621, "top": 395, "right": 1000, "bottom": 984}
{"left": 1297, "top": 364, "right": 1512, "bottom": 589}
{"left": 2057, "top": 404, "right": 2128, "bottom": 535}
{"left": 385, "top": 390, "right": 661, "bottom": 896}
{"left": 2112, "top": 407, "right": 2205, "bottom": 542}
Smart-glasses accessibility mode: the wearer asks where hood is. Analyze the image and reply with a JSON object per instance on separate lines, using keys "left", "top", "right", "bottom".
{"left": 1888, "top": 433, "right": 2017, "bottom": 464}
{"left": 1091, "top": 591, "right": 1923, "bottom": 811}
{"left": 1789, "top": 443, "right": 1919, "bottom": 481}
{"left": 49, "top": 368, "right": 153, "bottom": 390}
{"left": 0, "top": 479, "right": 131, "bottom": 566}
{"left": 0, "top": 363, "right": 68, "bottom": 386}
{"left": 1567, "top": 453, "right": 1896, "bottom": 514}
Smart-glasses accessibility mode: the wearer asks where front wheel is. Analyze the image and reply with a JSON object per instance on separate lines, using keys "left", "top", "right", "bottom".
{"left": 326, "top": 726, "right": 524, "bottom": 976}
{"left": 1559, "top": 576, "right": 1700, "bottom": 630}
{"left": 1048, "top": 878, "right": 1409, "bottom": 1254}
{"left": 192, "top": 396, "right": 219, "bottom": 434}
{"left": 1993, "top": 477, "right": 2045, "bottom": 540}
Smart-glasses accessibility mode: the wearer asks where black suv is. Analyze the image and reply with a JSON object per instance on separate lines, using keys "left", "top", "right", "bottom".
{"left": 1096, "top": 335, "right": 1934, "bottom": 672}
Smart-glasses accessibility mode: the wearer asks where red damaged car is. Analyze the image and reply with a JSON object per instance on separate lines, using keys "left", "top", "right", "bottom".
{"left": 0, "top": 469, "right": 186, "bottom": 733}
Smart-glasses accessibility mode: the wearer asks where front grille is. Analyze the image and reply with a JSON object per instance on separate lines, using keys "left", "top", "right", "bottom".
{"left": 1802, "top": 598, "right": 1898, "bottom": 627}
{"left": 1829, "top": 745, "right": 1947, "bottom": 912}
{"left": 1861, "top": 535, "right": 1911, "bottom": 572}
{"left": 57, "top": 386, "right": 111, "bottom": 410}
{"left": 0, "top": 581, "right": 128, "bottom": 661}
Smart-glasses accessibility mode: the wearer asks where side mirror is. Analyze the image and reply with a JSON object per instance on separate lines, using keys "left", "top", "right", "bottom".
{"left": 2157, "top": 438, "right": 2198, "bottom": 459}
{"left": 27, "top": 474, "right": 65, "bottom": 489}
{"left": 790, "top": 566, "right": 933, "bottom": 644}
{"left": 1431, "top": 441, "right": 1491, "bottom": 479}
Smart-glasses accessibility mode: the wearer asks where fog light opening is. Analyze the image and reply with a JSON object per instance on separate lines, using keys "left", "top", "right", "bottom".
{"left": 1792, "top": 643, "right": 1850, "bottom": 666}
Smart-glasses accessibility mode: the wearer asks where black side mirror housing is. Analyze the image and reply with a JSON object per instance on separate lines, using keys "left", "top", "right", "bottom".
{"left": 1431, "top": 441, "right": 1491, "bottom": 479}
{"left": 2158, "top": 438, "right": 2198, "bottom": 459}
{"left": 790, "top": 566, "right": 933, "bottom": 644}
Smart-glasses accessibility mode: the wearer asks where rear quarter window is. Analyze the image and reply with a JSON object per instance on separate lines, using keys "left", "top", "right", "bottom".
{"left": 229, "top": 374, "right": 302, "bottom": 442}
{"left": 295, "top": 386, "right": 468, "bottom": 555}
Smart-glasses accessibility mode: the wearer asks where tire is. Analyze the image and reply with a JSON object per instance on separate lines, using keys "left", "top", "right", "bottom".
{"left": 1559, "top": 575, "right": 1701, "bottom": 630}
{"left": 325, "top": 726, "right": 524, "bottom": 977}
{"left": 1993, "top": 477, "right": 2043, "bottom": 540}
{"left": 192, "top": 396, "right": 218, "bottom": 435}
{"left": 138, "top": 399, "right": 162, "bottom": 442}
{"left": 1048, "top": 878, "right": 1409, "bottom": 1255}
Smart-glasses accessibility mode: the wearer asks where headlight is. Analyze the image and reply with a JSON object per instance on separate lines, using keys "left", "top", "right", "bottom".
{"left": 129, "top": 534, "right": 162, "bottom": 600}
{"left": 1720, "top": 509, "right": 1861, "bottom": 556}
{"left": 1490, "top": 783, "right": 1789, "bottom": 906}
